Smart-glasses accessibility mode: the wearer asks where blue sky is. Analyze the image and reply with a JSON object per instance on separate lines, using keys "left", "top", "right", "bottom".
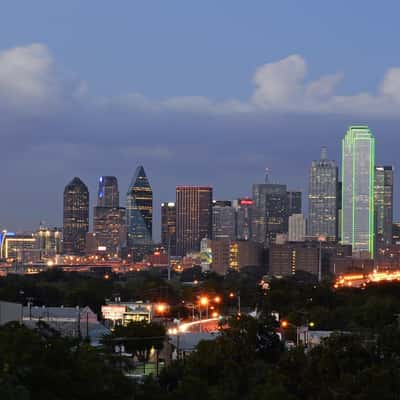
{"left": 1, "top": 1, "right": 400, "bottom": 237}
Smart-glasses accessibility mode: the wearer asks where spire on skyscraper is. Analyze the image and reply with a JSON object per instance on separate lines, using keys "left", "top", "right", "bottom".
{"left": 321, "top": 146, "right": 328, "bottom": 160}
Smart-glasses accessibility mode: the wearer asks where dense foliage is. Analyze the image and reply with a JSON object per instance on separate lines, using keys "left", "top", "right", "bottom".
{"left": 2, "top": 269, "right": 400, "bottom": 398}
{"left": 0, "top": 322, "right": 133, "bottom": 400}
{"left": 135, "top": 318, "right": 400, "bottom": 400}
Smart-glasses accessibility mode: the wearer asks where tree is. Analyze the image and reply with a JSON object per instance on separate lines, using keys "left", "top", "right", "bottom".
{"left": 108, "top": 321, "right": 166, "bottom": 364}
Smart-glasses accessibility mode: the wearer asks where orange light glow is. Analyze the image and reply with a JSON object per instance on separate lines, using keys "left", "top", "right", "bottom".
{"left": 334, "top": 270, "right": 400, "bottom": 289}
{"left": 199, "top": 297, "right": 209, "bottom": 306}
{"left": 214, "top": 296, "right": 221, "bottom": 303}
{"left": 155, "top": 303, "right": 167, "bottom": 313}
{"left": 280, "top": 320, "right": 289, "bottom": 328}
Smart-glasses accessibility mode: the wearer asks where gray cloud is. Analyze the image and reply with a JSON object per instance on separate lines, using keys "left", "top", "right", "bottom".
{"left": 0, "top": 44, "right": 399, "bottom": 237}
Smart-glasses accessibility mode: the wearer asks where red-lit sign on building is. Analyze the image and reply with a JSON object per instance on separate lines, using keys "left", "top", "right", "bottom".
{"left": 240, "top": 199, "right": 253, "bottom": 205}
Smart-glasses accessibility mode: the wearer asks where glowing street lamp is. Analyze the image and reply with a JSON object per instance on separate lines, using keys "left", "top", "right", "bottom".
{"left": 280, "top": 320, "right": 289, "bottom": 328}
{"left": 199, "top": 297, "right": 209, "bottom": 306}
{"left": 155, "top": 303, "right": 167, "bottom": 314}
{"left": 199, "top": 296, "right": 209, "bottom": 319}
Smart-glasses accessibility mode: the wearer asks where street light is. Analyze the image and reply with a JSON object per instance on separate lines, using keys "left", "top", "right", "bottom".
{"left": 280, "top": 319, "right": 315, "bottom": 346}
{"left": 229, "top": 292, "right": 241, "bottom": 315}
{"left": 199, "top": 296, "right": 209, "bottom": 320}
{"left": 155, "top": 303, "right": 167, "bottom": 314}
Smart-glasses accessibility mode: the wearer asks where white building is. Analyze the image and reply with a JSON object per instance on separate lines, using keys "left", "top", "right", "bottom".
{"left": 288, "top": 214, "right": 306, "bottom": 242}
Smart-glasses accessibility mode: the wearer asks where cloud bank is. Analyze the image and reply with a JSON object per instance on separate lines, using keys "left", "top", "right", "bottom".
{"left": 1, "top": 43, "right": 400, "bottom": 233}
{"left": 1, "top": 43, "right": 400, "bottom": 116}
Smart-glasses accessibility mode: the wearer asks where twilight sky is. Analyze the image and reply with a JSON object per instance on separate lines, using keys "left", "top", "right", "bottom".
{"left": 1, "top": 1, "right": 400, "bottom": 239}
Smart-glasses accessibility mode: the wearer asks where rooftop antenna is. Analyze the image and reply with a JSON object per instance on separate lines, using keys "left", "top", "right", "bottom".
{"left": 265, "top": 167, "right": 270, "bottom": 184}
{"left": 321, "top": 146, "right": 328, "bottom": 160}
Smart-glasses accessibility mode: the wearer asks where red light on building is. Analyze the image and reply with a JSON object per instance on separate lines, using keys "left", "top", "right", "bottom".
{"left": 240, "top": 199, "right": 253, "bottom": 205}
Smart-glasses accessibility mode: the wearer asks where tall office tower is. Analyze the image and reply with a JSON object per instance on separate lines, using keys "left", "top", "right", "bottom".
{"left": 126, "top": 166, "right": 153, "bottom": 247}
{"left": 176, "top": 186, "right": 212, "bottom": 256}
{"left": 212, "top": 200, "right": 236, "bottom": 241}
{"left": 232, "top": 198, "right": 253, "bottom": 240}
{"left": 288, "top": 214, "right": 306, "bottom": 242}
{"left": 375, "top": 166, "right": 394, "bottom": 248}
{"left": 161, "top": 202, "right": 177, "bottom": 256}
{"left": 308, "top": 147, "right": 338, "bottom": 240}
{"left": 287, "top": 191, "right": 302, "bottom": 215}
{"left": 93, "top": 176, "right": 126, "bottom": 256}
{"left": 341, "top": 126, "right": 375, "bottom": 258}
{"left": 97, "top": 176, "right": 119, "bottom": 208}
{"left": 63, "top": 177, "right": 89, "bottom": 255}
{"left": 337, "top": 181, "right": 342, "bottom": 241}
{"left": 93, "top": 208, "right": 126, "bottom": 255}
{"left": 251, "top": 183, "right": 288, "bottom": 245}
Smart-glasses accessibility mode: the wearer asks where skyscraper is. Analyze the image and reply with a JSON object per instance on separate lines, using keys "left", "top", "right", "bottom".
{"left": 308, "top": 147, "right": 338, "bottom": 240}
{"left": 93, "top": 176, "right": 126, "bottom": 256}
{"left": 341, "top": 126, "right": 375, "bottom": 258}
{"left": 97, "top": 176, "right": 119, "bottom": 208}
{"left": 375, "top": 166, "right": 393, "bottom": 248}
{"left": 232, "top": 198, "right": 253, "bottom": 241}
{"left": 251, "top": 183, "right": 288, "bottom": 245}
{"left": 212, "top": 200, "right": 236, "bottom": 241}
{"left": 126, "top": 166, "right": 153, "bottom": 247}
{"left": 63, "top": 177, "right": 89, "bottom": 255}
{"left": 176, "top": 186, "right": 212, "bottom": 256}
{"left": 287, "top": 191, "right": 302, "bottom": 216}
{"left": 161, "top": 202, "right": 177, "bottom": 256}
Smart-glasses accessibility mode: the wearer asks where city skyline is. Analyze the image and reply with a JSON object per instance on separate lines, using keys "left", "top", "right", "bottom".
{"left": 2, "top": 125, "right": 397, "bottom": 244}
{"left": 2, "top": 2, "right": 400, "bottom": 236}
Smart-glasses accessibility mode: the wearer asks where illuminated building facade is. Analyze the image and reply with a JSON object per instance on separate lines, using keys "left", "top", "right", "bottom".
{"left": 393, "top": 222, "right": 400, "bottom": 245}
{"left": 36, "top": 226, "right": 62, "bottom": 260}
{"left": 233, "top": 198, "right": 253, "bottom": 241}
{"left": 126, "top": 166, "right": 153, "bottom": 247}
{"left": 375, "top": 166, "right": 393, "bottom": 249}
{"left": 161, "top": 202, "right": 177, "bottom": 256}
{"left": 97, "top": 176, "right": 119, "bottom": 208}
{"left": 1, "top": 233, "right": 38, "bottom": 263}
{"left": 269, "top": 242, "right": 319, "bottom": 277}
{"left": 308, "top": 147, "right": 338, "bottom": 240}
{"left": 93, "top": 176, "right": 125, "bottom": 256}
{"left": 176, "top": 186, "right": 212, "bottom": 256}
{"left": 287, "top": 191, "right": 302, "bottom": 216}
{"left": 209, "top": 239, "right": 263, "bottom": 275}
{"left": 251, "top": 183, "right": 288, "bottom": 245}
{"left": 212, "top": 200, "right": 236, "bottom": 241}
{"left": 63, "top": 177, "right": 89, "bottom": 255}
{"left": 341, "top": 126, "right": 375, "bottom": 258}
{"left": 93, "top": 207, "right": 126, "bottom": 256}
{"left": 288, "top": 214, "right": 306, "bottom": 242}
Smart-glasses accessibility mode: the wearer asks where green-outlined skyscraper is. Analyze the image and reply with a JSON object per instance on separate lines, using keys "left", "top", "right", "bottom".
{"left": 341, "top": 126, "right": 375, "bottom": 258}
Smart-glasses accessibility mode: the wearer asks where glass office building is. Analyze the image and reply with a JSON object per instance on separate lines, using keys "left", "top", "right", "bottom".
{"left": 176, "top": 186, "right": 212, "bottom": 256}
{"left": 63, "top": 177, "right": 89, "bottom": 255}
{"left": 308, "top": 147, "right": 338, "bottom": 240}
{"left": 375, "top": 166, "right": 394, "bottom": 248}
{"left": 97, "top": 176, "right": 119, "bottom": 208}
{"left": 126, "top": 166, "right": 153, "bottom": 247}
{"left": 251, "top": 183, "right": 288, "bottom": 245}
{"left": 341, "top": 126, "right": 375, "bottom": 258}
